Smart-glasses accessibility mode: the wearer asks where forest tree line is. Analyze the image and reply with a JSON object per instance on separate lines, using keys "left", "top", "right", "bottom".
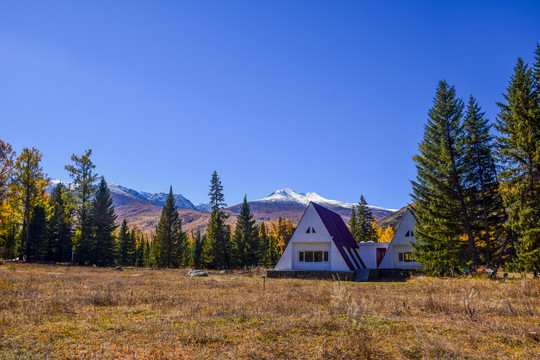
{"left": 0, "top": 147, "right": 296, "bottom": 268}
{"left": 411, "top": 45, "right": 540, "bottom": 275}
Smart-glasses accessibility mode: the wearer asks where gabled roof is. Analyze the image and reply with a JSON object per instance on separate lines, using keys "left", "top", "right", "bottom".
{"left": 377, "top": 207, "right": 418, "bottom": 268}
{"left": 311, "top": 203, "right": 366, "bottom": 270}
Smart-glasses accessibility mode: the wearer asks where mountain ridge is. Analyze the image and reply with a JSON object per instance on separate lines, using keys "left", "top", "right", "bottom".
{"left": 48, "top": 180, "right": 396, "bottom": 234}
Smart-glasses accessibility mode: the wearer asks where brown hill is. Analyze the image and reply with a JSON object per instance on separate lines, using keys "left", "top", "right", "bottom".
{"left": 113, "top": 191, "right": 395, "bottom": 236}
{"left": 376, "top": 205, "right": 409, "bottom": 230}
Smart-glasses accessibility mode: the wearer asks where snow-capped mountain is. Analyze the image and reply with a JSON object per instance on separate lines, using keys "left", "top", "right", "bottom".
{"left": 107, "top": 183, "right": 197, "bottom": 210}
{"left": 49, "top": 179, "right": 197, "bottom": 210}
{"left": 253, "top": 188, "right": 396, "bottom": 212}
{"left": 48, "top": 180, "right": 397, "bottom": 234}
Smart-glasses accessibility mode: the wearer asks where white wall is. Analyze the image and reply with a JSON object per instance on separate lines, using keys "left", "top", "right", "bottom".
{"left": 378, "top": 209, "right": 423, "bottom": 269}
{"left": 357, "top": 242, "right": 390, "bottom": 269}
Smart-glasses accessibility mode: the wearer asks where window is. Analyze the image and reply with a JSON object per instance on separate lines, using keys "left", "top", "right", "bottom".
{"left": 410, "top": 230, "right": 414, "bottom": 237}
{"left": 306, "top": 228, "right": 311, "bottom": 233}
{"left": 312, "top": 227, "right": 316, "bottom": 233}
{"left": 299, "top": 251, "right": 329, "bottom": 263}
{"left": 399, "top": 252, "right": 413, "bottom": 262}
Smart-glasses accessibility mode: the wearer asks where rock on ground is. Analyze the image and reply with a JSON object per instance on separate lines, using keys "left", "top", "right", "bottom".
{"left": 186, "top": 269, "right": 208, "bottom": 277}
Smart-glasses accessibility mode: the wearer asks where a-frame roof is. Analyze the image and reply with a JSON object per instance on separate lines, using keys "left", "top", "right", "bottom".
{"left": 377, "top": 207, "right": 417, "bottom": 268}
{"left": 311, "top": 203, "right": 366, "bottom": 270}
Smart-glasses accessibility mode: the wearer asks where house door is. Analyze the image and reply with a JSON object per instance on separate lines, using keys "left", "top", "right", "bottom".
{"left": 376, "top": 248, "right": 386, "bottom": 267}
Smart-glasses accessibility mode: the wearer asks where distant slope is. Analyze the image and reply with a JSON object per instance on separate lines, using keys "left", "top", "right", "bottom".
{"left": 376, "top": 205, "right": 409, "bottom": 230}
{"left": 50, "top": 180, "right": 397, "bottom": 236}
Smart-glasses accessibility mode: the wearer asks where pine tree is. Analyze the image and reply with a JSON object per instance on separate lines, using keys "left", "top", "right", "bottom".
{"left": 463, "top": 96, "right": 505, "bottom": 266}
{"left": 143, "top": 238, "right": 151, "bottom": 267}
{"left": 259, "top": 222, "right": 278, "bottom": 267}
{"left": 190, "top": 230, "right": 204, "bottom": 268}
{"left": 348, "top": 206, "right": 360, "bottom": 241}
{"left": 27, "top": 205, "right": 47, "bottom": 262}
{"left": 152, "top": 186, "right": 186, "bottom": 268}
{"left": 135, "top": 233, "right": 146, "bottom": 267}
{"left": 356, "top": 196, "right": 375, "bottom": 242}
{"left": 127, "top": 228, "right": 138, "bottom": 266}
{"left": 231, "top": 195, "right": 259, "bottom": 268}
{"left": 45, "top": 183, "right": 73, "bottom": 262}
{"left": 411, "top": 81, "right": 476, "bottom": 274}
{"left": 496, "top": 53, "right": 540, "bottom": 273}
{"left": 11, "top": 147, "right": 48, "bottom": 260}
{"left": 203, "top": 172, "right": 231, "bottom": 269}
{"left": 116, "top": 219, "right": 130, "bottom": 265}
{"left": 90, "top": 178, "right": 117, "bottom": 266}
{"left": 65, "top": 149, "right": 98, "bottom": 265}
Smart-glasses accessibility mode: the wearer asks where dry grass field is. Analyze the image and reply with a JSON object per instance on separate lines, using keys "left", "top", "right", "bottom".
{"left": 0, "top": 264, "right": 538, "bottom": 359}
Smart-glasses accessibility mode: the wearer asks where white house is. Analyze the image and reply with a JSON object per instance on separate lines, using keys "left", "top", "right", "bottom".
{"left": 274, "top": 202, "right": 366, "bottom": 271}
{"left": 357, "top": 208, "right": 423, "bottom": 270}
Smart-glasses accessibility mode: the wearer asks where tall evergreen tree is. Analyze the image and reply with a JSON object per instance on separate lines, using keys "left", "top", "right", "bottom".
{"left": 231, "top": 195, "right": 259, "bottom": 268}
{"left": 496, "top": 54, "right": 540, "bottom": 273}
{"left": 65, "top": 149, "right": 98, "bottom": 265}
{"left": 11, "top": 147, "right": 48, "bottom": 260}
{"left": 27, "top": 205, "right": 47, "bottom": 262}
{"left": 462, "top": 96, "right": 505, "bottom": 266}
{"left": 116, "top": 219, "right": 130, "bottom": 265}
{"left": 90, "top": 178, "right": 117, "bottom": 266}
{"left": 203, "top": 171, "right": 231, "bottom": 269}
{"left": 356, "top": 196, "right": 375, "bottom": 242}
{"left": 348, "top": 206, "right": 360, "bottom": 241}
{"left": 411, "top": 81, "right": 476, "bottom": 274}
{"left": 259, "top": 222, "right": 278, "bottom": 267}
{"left": 45, "top": 183, "right": 73, "bottom": 262}
{"left": 152, "top": 186, "right": 186, "bottom": 268}
{"left": 135, "top": 232, "right": 146, "bottom": 267}
{"left": 190, "top": 230, "right": 204, "bottom": 268}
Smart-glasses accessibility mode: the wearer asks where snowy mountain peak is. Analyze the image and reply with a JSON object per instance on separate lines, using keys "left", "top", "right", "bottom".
{"left": 255, "top": 188, "right": 397, "bottom": 212}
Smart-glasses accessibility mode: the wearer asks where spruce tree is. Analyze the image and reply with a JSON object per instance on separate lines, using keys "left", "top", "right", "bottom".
{"left": 496, "top": 54, "right": 540, "bottom": 273}
{"left": 462, "top": 96, "right": 505, "bottom": 266}
{"left": 259, "top": 222, "right": 278, "bottom": 267}
{"left": 45, "top": 183, "right": 73, "bottom": 262}
{"left": 65, "top": 149, "right": 98, "bottom": 265}
{"left": 152, "top": 186, "right": 186, "bottom": 268}
{"left": 116, "top": 219, "right": 131, "bottom": 265}
{"left": 348, "top": 206, "right": 360, "bottom": 241}
{"left": 356, "top": 196, "right": 375, "bottom": 242}
{"left": 203, "top": 171, "right": 231, "bottom": 269}
{"left": 231, "top": 195, "right": 259, "bottom": 268}
{"left": 90, "top": 178, "right": 117, "bottom": 266}
{"left": 27, "top": 205, "right": 47, "bottom": 262}
{"left": 411, "top": 81, "right": 476, "bottom": 274}
{"left": 135, "top": 233, "right": 146, "bottom": 267}
{"left": 190, "top": 230, "right": 204, "bottom": 268}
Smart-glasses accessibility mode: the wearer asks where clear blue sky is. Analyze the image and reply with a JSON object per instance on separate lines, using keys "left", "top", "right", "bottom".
{"left": 1, "top": 1, "right": 539, "bottom": 209}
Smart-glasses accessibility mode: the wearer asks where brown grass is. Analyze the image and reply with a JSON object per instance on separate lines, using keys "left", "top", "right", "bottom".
{"left": 0, "top": 264, "right": 538, "bottom": 359}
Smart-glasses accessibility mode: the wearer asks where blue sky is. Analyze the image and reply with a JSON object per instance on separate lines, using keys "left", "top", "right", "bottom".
{"left": 1, "top": 1, "right": 539, "bottom": 209}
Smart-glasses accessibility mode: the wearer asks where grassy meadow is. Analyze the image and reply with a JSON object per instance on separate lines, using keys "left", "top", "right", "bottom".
{"left": 0, "top": 264, "right": 538, "bottom": 359}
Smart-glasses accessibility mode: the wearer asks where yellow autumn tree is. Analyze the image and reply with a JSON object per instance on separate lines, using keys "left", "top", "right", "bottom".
{"left": 269, "top": 218, "right": 296, "bottom": 256}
